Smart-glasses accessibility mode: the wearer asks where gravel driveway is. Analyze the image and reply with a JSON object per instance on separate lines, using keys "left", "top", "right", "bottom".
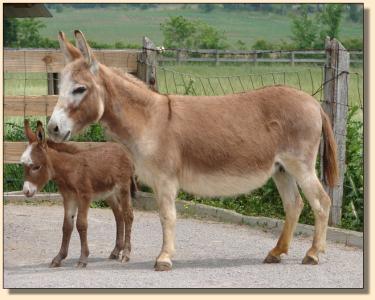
{"left": 3, "top": 204, "right": 363, "bottom": 289}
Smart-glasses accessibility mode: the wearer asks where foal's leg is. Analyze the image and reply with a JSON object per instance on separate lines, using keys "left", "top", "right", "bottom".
{"left": 296, "top": 172, "right": 331, "bottom": 265}
{"left": 106, "top": 195, "right": 125, "bottom": 259}
{"left": 76, "top": 199, "right": 91, "bottom": 267}
{"left": 50, "top": 197, "right": 77, "bottom": 267}
{"left": 264, "top": 169, "right": 304, "bottom": 263}
{"left": 154, "top": 178, "right": 178, "bottom": 271}
{"left": 119, "top": 187, "right": 134, "bottom": 263}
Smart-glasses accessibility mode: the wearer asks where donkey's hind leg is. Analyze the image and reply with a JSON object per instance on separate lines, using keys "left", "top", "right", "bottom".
{"left": 119, "top": 186, "right": 134, "bottom": 263}
{"left": 264, "top": 168, "right": 304, "bottom": 263}
{"left": 106, "top": 195, "right": 125, "bottom": 260}
{"left": 76, "top": 199, "right": 91, "bottom": 267}
{"left": 296, "top": 172, "right": 331, "bottom": 265}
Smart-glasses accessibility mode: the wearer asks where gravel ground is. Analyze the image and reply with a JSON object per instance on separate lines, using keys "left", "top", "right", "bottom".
{"left": 3, "top": 204, "right": 363, "bottom": 289}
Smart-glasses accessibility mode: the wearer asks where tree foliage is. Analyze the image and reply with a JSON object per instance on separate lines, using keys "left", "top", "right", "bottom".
{"left": 290, "top": 4, "right": 353, "bottom": 49}
{"left": 160, "top": 16, "right": 227, "bottom": 49}
{"left": 4, "top": 18, "right": 19, "bottom": 47}
{"left": 319, "top": 4, "right": 344, "bottom": 39}
{"left": 291, "top": 7, "right": 318, "bottom": 49}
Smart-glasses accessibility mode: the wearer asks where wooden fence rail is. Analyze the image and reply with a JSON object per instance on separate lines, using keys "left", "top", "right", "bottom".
{"left": 4, "top": 48, "right": 140, "bottom": 73}
{"left": 158, "top": 49, "right": 363, "bottom": 65}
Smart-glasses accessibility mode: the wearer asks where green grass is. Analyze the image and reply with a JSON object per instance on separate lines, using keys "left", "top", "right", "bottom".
{"left": 156, "top": 63, "right": 363, "bottom": 110}
{"left": 37, "top": 6, "right": 363, "bottom": 49}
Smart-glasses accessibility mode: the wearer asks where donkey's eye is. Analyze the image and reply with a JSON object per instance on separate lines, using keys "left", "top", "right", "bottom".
{"left": 31, "top": 165, "right": 41, "bottom": 171}
{"left": 72, "top": 86, "right": 87, "bottom": 95}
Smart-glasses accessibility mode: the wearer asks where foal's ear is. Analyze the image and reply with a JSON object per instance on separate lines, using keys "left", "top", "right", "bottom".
{"left": 36, "top": 121, "right": 46, "bottom": 146}
{"left": 24, "top": 119, "right": 37, "bottom": 144}
{"left": 74, "top": 30, "right": 98, "bottom": 73}
{"left": 58, "top": 31, "right": 82, "bottom": 64}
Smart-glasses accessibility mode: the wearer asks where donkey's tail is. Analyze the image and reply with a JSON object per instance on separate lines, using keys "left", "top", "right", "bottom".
{"left": 130, "top": 175, "right": 138, "bottom": 198}
{"left": 320, "top": 108, "right": 339, "bottom": 187}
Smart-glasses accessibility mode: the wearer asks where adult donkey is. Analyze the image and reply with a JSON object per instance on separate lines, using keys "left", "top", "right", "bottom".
{"left": 48, "top": 30, "right": 338, "bottom": 271}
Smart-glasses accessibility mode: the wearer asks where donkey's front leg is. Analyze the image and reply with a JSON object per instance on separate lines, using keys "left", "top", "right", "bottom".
{"left": 50, "top": 197, "right": 77, "bottom": 268}
{"left": 154, "top": 178, "right": 178, "bottom": 271}
{"left": 76, "top": 199, "right": 91, "bottom": 268}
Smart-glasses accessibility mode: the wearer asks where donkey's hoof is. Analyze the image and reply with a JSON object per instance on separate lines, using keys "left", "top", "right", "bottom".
{"left": 121, "top": 255, "right": 130, "bottom": 263}
{"left": 263, "top": 253, "right": 281, "bottom": 264}
{"left": 302, "top": 255, "right": 319, "bottom": 265}
{"left": 109, "top": 252, "right": 120, "bottom": 259}
{"left": 49, "top": 260, "right": 61, "bottom": 268}
{"left": 76, "top": 261, "right": 87, "bottom": 268}
{"left": 154, "top": 260, "right": 172, "bottom": 271}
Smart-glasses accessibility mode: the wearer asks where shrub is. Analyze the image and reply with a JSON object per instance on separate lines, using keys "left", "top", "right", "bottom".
{"left": 342, "top": 105, "right": 364, "bottom": 231}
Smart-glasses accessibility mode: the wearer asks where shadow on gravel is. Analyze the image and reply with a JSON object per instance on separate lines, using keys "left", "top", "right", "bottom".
{"left": 4, "top": 256, "right": 303, "bottom": 274}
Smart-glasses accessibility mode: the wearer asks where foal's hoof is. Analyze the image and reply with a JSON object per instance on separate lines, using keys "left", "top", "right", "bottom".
{"left": 154, "top": 260, "right": 172, "bottom": 271}
{"left": 49, "top": 260, "right": 61, "bottom": 268}
{"left": 302, "top": 255, "right": 319, "bottom": 265}
{"left": 263, "top": 253, "right": 281, "bottom": 264}
{"left": 76, "top": 261, "right": 87, "bottom": 268}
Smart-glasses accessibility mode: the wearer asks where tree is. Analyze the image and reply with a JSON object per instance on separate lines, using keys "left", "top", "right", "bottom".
{"left": 4, "top": 18, "right": 19, "bottom": 47}
{"left": 290, "top": 7, "right": 318, "bottom": 49}
{"left": 17, "top": 18, "right": 46, "bottom": 47}
{"left": 160, "top": 16, "right": 196, "bottom": 49}
{"left": 194, "top": 21, "right": 227, "bottom": 49}
{"left": 320, "top": 4, "right": 344, "bottom": 39}
{"left": 160, "top": 16, "right": 227, "bottom": 49}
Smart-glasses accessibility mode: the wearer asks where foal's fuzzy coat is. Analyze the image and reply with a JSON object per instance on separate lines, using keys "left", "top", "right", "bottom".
{"left": 21, "top": 120, "right": 135, "bottom": 267}
{"left": 47, "top": 30, "right": 338, "bottom": 271}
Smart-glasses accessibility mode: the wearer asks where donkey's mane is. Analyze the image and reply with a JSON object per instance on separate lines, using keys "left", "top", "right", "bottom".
{"left": 110, "top": 67, "right": 151, "bottom": 90}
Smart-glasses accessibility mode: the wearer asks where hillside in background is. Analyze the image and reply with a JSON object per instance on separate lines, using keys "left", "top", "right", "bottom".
{"left": 38, "top": 4, "right": 363, "bottom": 49}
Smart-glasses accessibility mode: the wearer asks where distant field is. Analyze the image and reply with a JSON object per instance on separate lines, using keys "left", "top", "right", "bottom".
{"left": 37, "top": 6, "right": 363, "bottom": 48}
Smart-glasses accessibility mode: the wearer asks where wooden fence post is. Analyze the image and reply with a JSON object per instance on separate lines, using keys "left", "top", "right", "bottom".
{"left": 176, "top": 49, "right": 181, "bottom": 64}
{"left": 291, "top": 51, "right": 295, "bottom": 66}
{"left": 47, "top": 72, "right": 59, "bottom": 122}
{"left": 321, "top": 37, "right": 350, "bottom": 226}
{"left": 137, "top": 36, "right": 158, "bottom": 91}
{"left": 47, "top": 72, "right": 59, "bottom": 95}
{"left": 215, "top": 49, "right": 219, "bottom": 66}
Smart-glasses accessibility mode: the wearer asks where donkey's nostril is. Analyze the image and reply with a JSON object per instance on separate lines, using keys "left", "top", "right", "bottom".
{"left": 54, "top": 126, "right": 59, "bottom": 133}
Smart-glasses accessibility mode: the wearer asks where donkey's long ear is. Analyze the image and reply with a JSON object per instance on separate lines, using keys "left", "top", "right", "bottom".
{"left": 74, "top": 30, "right": 97, "bottom": 69}
{"left": 36, "top": 121, "right": 46, "bottom": 147}
{"left": 58, "top": 31, "right": 82, "bottom": 64}
{"left": 24, "top": 119, "right": 37, "bottom": 144}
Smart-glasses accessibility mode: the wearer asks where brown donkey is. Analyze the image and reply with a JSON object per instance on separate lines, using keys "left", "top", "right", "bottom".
{"left": 21, "top": 120, "right": 135, "bottom": 267}
{"left": 47, "top": 31, "right": 338, "bottom": 271}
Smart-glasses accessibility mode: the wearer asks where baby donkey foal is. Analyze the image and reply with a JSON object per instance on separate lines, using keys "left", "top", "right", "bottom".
{"left": 21, "top": 120, "right": 135, "bottom": 267}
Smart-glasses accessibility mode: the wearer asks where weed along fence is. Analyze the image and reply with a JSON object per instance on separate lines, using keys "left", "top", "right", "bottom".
{"left": 4, "top": 37, "right": 363, "bottom": 228}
